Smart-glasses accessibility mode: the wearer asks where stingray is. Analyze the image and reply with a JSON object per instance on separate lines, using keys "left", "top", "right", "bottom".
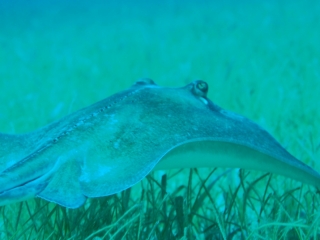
{"left": 0, "top": 79, "right": 319, "bottom": 208}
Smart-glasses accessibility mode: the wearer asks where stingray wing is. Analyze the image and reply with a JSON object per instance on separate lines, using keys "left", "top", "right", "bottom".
{"left": 39, "top": 80, "right": 320, "bottom": 208}
{"left": 2, "top": 80, "right": 319, "bottom": 209}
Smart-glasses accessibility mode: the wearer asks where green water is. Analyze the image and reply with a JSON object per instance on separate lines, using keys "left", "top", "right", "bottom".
{"left": 0, "top": 0, "right": 319, "bottom": 239}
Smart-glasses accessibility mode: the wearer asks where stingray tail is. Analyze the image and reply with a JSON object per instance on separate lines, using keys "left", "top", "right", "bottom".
{"left": 0, "top": 179, "right": 47, "bottom": 207}
{"left": 0, "top": 133, "right": 39, "bottom": 206}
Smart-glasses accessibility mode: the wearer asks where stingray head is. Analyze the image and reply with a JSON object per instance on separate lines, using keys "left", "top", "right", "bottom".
{"left": 131, "top": 79, "right": 320, "bottom": 188}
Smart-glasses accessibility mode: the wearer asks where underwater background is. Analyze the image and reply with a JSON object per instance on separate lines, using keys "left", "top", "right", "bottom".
{"left": 0, "top": 0, "right": 320, "bottom": 239}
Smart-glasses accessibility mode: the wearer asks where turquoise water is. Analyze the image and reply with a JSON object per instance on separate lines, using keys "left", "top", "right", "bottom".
{"left": 0, "top": 0, "right": 320, "bottom": 239}
{"left": 1, "top": 0, "right": 319, "bottom": 133}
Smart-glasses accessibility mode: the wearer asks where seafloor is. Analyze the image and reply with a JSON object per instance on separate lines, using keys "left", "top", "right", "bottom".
{"left": 0, "top": 0, "right": 319, "bottom": 239}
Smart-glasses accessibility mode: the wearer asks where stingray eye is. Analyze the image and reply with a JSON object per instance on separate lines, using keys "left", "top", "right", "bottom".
{"left": 192, "top": 80, "right": 208, "bottom": 98}
{"left": 134, "top": 78, "right": 156, "bottom": 85}
{"left": 197, "top": 81, "right": 208, "bottom": 94}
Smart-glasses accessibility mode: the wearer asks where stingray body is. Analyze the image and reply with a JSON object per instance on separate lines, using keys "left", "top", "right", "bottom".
{"left": 0, "top": 79, "right": 319, "bottom": 208}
